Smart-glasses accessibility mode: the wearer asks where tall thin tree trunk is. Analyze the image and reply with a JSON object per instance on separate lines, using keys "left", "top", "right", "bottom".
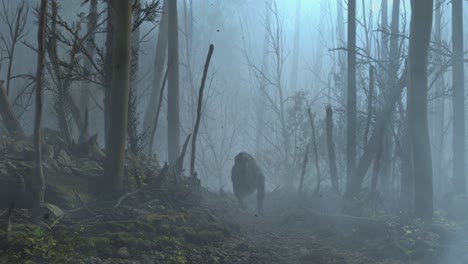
{"left": 190, "top": 44, "right": 214, "bottom": 177}
{"left": 344, "top": 0, "right": 357, "bottom": 202}
{"left": 433, "top": 0, "right": 445, "bottom": 197}
{"left": 79, "top": 0, "right": 97, "bottom": 118}
{"left": 104, "top": 0, "right": 132, "bottom": 195}
{"left": 255, "top": 0, "right": 273, "bottom": 158}
{"left": 337, "top": 0, "right": 346, "bottom": 102}
{"left": 142, "top": 0, "right": 169, "bottom": 154}
{"left": 167, "top": 0, "right": 181, "bottom": 165}
{"left": 104, "top": 1, "right": 114, "bottom": 151}
{"left": 408, "top": 0, "right": 434, "bottom": 221}
{"left": 452, "top": 0, "right": 465, "bottom": 196}
{"left": 289, "top": 0, "right": 301, "bottom": 92}
{"left": 32, "top": 0, "right": 47, "bottom": 214}
{"left": 326, "top": 105, "right": 339, "bottom": 194}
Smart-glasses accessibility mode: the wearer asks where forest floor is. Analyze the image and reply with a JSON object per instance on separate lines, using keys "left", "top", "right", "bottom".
{"left": 0, "top": 129, "right": 467, "bottom": 263}
{"left": 2, "top": 186, "right": 468, "bottom": 264}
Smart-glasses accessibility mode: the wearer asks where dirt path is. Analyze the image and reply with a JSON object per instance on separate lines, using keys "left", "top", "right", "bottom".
{"left": 203, "top": 206, "right": 377, "bottom": 264}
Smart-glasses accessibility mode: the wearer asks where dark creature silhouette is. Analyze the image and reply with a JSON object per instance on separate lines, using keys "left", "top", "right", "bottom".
{"left": 231, "top": 152, "right": 265, "bottom": 215}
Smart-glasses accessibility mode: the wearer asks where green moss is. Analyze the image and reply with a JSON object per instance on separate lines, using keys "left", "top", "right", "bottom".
{"left": 154, "top": 236, "right": 182, "bottom": 249}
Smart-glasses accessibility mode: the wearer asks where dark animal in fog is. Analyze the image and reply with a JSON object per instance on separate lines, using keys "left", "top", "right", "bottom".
{"left": 231, "top": 152, "right": 265, "bottom": 215}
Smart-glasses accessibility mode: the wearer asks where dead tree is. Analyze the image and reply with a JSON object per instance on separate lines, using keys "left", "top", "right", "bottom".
{"left": 190, "top": 44, "right": 214, "bottom": 177}
{"left": 47, "top": 0, "right": 71, "bottom": 145}
{"left": 32, "top": 0, "right": 47, "bottom": 215}
{"left": 363, "top": 65, "right": 374, "bottom": 148}
{"left": 298, "top": 144, "right": 309, "bottom": 196}
{"left": 0, "top": 81, "right": 24, "bottom": 138}
{"left": 0, "top": 0, "right": 28, "bottom": 97}
{"left": 104, "top": 0, "right": 132, "bottom": 195}
{"left": 325, "top": 105, "right": 339, "bottom": 194}
{"left": 307, "top": 109, "right": 321, "bottom": 193}
{"left": 143, "top": 0, "right": 169, "bottom": 153}
{"left": 148, "top": 64, "right": 170, "bottom": 156}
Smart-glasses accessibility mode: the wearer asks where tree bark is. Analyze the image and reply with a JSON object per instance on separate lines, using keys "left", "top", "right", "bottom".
{"left": 104, "top": 0, "right": 132, "bottom": 195}
{"left": 167, "top": 0, "right": 181, "bottom": 165}
{"left": 326, "top": 105, "right": 339, "bottom": 194}
{"left": 432, "top": 0, "right": 445, "bottom": 197}
{"left": 289, "top": 0, "right": 301, "bottom": 92}
{"left": 79, "top": 0, "right": 97, "bottom": 118}
{"left": 104, "top": 0, "right": 114, "bottom": 150}
{"left": 255, "top": 0, "right": 273, "bottom": 158}
{"left": 452, "top": 0, "right": 465, "bottom": 196}
{"left": 32, "top": 0, "right": 47, "bottom": 214}
{"left": 298, "top": 144, "right": 309, "bottom": 196}
{"left": 47, "top": 0, "right": 71, "bottom": 145}
{"left": 142, "top": 0, "right": 169, "bottom": 154}
{"left": 408, "top": 0, "right": 434, "bottom": 221}
{"left": 190, "top": 44, "right": 214, "bottom": 177}
{"left": 344, "top": 0, "right": 357, "bottom": 202}
{"left": 336, "top": 0, "right": 346, "bottom": 102}
{"left": 0, "top": 81, "right": 24, "bottom": 138}
{"left": 352, "top": 61, "right": 409, "bottom": 197}
{"left": 308, "top": 109, "right": 321, "bottom": 193}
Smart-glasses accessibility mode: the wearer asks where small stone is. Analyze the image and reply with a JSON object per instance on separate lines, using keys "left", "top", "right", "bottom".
{"left": 117, "top": 247, "right": 130, "bottom": 258}
{"left": 41, "top": 203, "right": 64, "bottom": 218}
{"left": 56, "top": 149, "right": 72, "bottom": 166}
{"left": 84, "top": 256, "right": 102, "bottom": 264}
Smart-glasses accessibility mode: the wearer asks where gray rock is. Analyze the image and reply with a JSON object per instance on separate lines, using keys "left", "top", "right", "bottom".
{"left": 117, "top": 247, "right": 131, "bottom": 258}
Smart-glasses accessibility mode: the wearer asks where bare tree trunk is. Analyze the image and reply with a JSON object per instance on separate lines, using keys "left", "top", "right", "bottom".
{"left": 432, "top": 0, "right": 445, "bottom": 197}
{"left": 0, "top": 81, "right": 24, "bottom": 138}
{"left": 127, "top": 0, "right": 141, "bottom": 154}
{"left": 336, "top": 0, "right": 346, "bottom": 102}
{"left": 379, "top": 0, "right": 393, "bottom": 201}
{"left": 308, "top": 109, "right": 321, "bottom": 193}
{"left": 408, "top": 0, "right": 434, "bottom": 221}
{"left": 149, "top": 65, "right": 170, "bottom": 156}
{"left": 344, "top": 0, "right": 357, "bottom": 203}
{"left": 289, "top": 0, "right": 301, "bottom": 92}
{"left": 142, "top": 0, "right": 169, "bottom": 154}
{"left": 104, "top": 1, "right": 114, "bottom": 150}
{"left": 104, "top": 0, "right": 132, "bottom": 195}
{"left": 190, "top": 44, "right": 214, "bottom": 177}
{"left": 48, "top": 0, "right": 71, "bottom": 145}
{"left": 79, "top": 0, "right": 97, "bottom": 117}
{"left": 399, "top": 106, "right": 413, "bottom": 211}
{"left": 32, "top": 0, "right": 47, "bottom": 214}
{"left": 363, "top": 65, "right": 374, "bottom": 148}
{"left": 353, "top": 61, "right": 409, "bottom": 196}
{"left": 452, "top": 0, "right": 465, "bottom": 196}
{"left": 255, "top": 0, "right": 273, "bottom": 158}
{"left": 167, "top": 0, "right": 181, "bottom": 165}
{"left": 298, "top": 144, "right": 309, "bottom": 196}
{"left": 326, "top": 105, "right": 339, "bottom": 194}
{"left": 5, "top": 1, "right": 26, "bottom": 97}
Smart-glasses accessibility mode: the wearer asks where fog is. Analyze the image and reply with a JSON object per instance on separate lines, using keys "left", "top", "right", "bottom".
{"left": 0, "top": 0, "right": 468, "bottom": 263}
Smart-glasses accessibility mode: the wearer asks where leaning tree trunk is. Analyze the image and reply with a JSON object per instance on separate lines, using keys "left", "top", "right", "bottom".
{"left": 408, "top": 0, "right": 434, "bottom": 221}
{"left": 32, "top": 0, "right": 47, "bottom": 214}
{"left": 167, "top": 0, "right": 181, "bottom": 165}
{"left": 104, "top": 0, "right": 132, "bottom": 195}
{"left": 344, "top": 0, "right": 357, "bottom": 206}
{"left": 0, "top": 81, "right": 24, "bottom": 138}
{"left": 452, "top": 0, "right": 465, "bottom": 196}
